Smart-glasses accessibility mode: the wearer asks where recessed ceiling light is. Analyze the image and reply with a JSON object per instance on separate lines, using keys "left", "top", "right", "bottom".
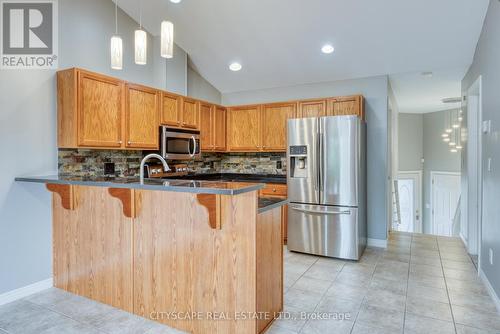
{"left": 170, "top": 0, "right": 181, "bottom": 3}
{"left": 229, "top": 62, "right": 242, "bottom": 71}
{"left": 321, "top": 44, "right": 334, "bottom": 54}
{"left": 421, "top": 71, "right": 433, "bottom": 77}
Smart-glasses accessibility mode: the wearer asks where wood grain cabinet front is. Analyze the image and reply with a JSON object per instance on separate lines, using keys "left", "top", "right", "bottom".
{"left": 261, "top": 103, "right": 296, "bottom": 151}
{"left": 328, "top": 95, "right": 364, "bottom": 119}
{"left": 161, "top": 92, "right": 182, "bottom": 126}
{"left": 200, "top": 103, "right": 227, "bottom": 152}
{"left": 125, "top": 84, "right": 159, "bottom": 149}
{"left": 213, "top": 106, "right": 227, "bottom": 151}
{"left": 227, "top": 105, "right": 261, "bottom": 151}
{"left": 297, "top": 99, "right": 327, "bottom": 118}
{"left": 181, "top": 97, "right": 200, "bottom": 129}
{"left": 76, "top": 70, "right": 124, "bottom": 148}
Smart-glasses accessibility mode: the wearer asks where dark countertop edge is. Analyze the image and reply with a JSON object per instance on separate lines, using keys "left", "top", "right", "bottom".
{"left": 15, "top": 177, "right": 265, "bottom": 196}
{"left": 258, "top": 198, "right": 289, "bottom": 214}
{"left": 164, "top": 173, "right": 288, "bottom": 184}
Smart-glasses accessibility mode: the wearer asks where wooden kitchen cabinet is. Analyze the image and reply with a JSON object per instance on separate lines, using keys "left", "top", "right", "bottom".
{"left": 125, "top": 84, "right": 159, "bottom": 149}
{"left": 214, "top": 106, "right": 227, "bottom": 151}
{"left": 261, "top": 103, "right": 296, "bottom": 151}
{"left": 58, "top": 68, "right": 158, "bottom": 150}
{"left": 260, "top": 183, "right": 288, "bottom": 245}
{"left": 60, "top": 69, "right": 125, "bottom": 148}
{"left": 161, "top": 92, "right": 181, "bottom": 126}
{"left": 181, "top": 97, "right": 200, "bottom": 129}
{"left": 200, "top": 103, "right": 227, "bottom": 151}
{"left": 328, "top": 95, "right": 364, "bottom": 119}
{"left": 200, "top": 102, "right": 214, "bottom": 150}
{"left": 227, "top": 105, "right": 261, "bottom": 151}
{"left": 297, "top": 99, "right": 327, "bottom": 118}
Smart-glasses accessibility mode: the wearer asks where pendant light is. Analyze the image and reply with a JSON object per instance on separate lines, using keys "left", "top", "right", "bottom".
{"left": 161, "top": 21, "right": 174, "bottom": 58}
{"left": 456, "top": 128, "right": 463, "bottom": 149}
{"left": 445, "top": 110, "right": 452, "bottom": 134}
{"left": 110, "top": 0, "right": 123, "bottom": 70}
{"left": 135, "top": 0, "right": 147, "bottom": 65}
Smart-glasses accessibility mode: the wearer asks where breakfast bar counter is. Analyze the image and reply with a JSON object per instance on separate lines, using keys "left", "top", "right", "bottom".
{"left": 16, "top": 175, "right": 285, "bottom": 334}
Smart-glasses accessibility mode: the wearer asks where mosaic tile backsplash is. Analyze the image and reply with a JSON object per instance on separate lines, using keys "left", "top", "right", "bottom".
{"left": 58, "top": 149, "right": 287, "bottom": 177}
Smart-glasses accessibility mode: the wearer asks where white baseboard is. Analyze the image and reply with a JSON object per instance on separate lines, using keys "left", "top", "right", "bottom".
{"left": 0, "top": 278, "right": 53, "bottom": 306}
{"left": 367, "top": 238, "right": 387, "bottom": 248}
{"left": 479, "top": 269, "right": 500, "bottom": 314}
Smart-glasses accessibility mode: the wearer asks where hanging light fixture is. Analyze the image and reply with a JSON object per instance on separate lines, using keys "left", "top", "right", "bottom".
{"left": 442, "top": 133, "right": 449, "bottom": 138}
{"left": 445, "top": 110, "right": 453, "bottom": 133}
{"left": 452, "top": 109, "right": 460, "bottom": 128}
{"left": 110, "top": 0, "right": 123, "bottom": 70}
{"left": 135, "top": 0, "right": 147, "bottom": 65}
{"left": 160, "top": 21, "right": 174, "bottom": 58}
{"left": 456, "top": 128, "right": 463, "bottom": 149}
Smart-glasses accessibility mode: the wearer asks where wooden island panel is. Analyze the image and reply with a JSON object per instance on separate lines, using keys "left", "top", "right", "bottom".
{"left": 133, "top": 190, "right": 258, "bottom": 334}
{"left": 52, "top": 185, "right": 133, "bottom": 312}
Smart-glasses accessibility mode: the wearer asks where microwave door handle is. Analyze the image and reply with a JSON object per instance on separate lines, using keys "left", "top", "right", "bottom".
{"left": 189, "top": 135, "right": 196, "bottom": 158}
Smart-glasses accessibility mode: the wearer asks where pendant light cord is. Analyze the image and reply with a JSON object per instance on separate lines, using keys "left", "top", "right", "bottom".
{"left": 115, "top": 0, "right": 118, "bottom": 34}
{"left": 139, "top": 0, "right": 142, "bottom": 29}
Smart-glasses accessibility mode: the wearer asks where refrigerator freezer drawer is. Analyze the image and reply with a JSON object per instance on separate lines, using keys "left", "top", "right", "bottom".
{"left": 287, "top": 204, "right": 363, "bottom": 260}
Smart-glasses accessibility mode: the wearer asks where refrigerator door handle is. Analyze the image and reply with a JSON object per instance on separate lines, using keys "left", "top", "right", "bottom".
{"left": 314, "top": 132, "right": 321, "bottom": 191}
{"left": 290, "top": 206, "right": 351, "bottom": 215}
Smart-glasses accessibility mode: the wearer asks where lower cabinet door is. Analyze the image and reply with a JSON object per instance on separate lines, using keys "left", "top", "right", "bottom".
{"left": 256, "top": 207, "right": 283, "bottom": 333}
{"left": 287, "top": 204, "right": 360, "bottom": 260}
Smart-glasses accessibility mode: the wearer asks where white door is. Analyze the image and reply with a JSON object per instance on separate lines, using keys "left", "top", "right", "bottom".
{"left": 432, "top": 172, "right": 461, "bottom": 237}
{"left": 395, "top": 172, "right": 422, "bottom": 233}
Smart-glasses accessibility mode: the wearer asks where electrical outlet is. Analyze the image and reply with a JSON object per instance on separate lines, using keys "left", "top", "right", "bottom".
{"left": 104, "top": 162, "right": 115, "bottom": 175}
{"left": 490, "top": 248, "right": 494, "bottom": 266}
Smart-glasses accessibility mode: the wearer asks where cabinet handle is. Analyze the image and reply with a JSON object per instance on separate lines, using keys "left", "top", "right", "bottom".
{"left": 127, "top": 141, "right": 132, "bottom": 145}
{"left": 118, "top": 140, "right": 123, "bottom": 144}
{"left": 272, "top": 188, "right": 276, "bottom": 192}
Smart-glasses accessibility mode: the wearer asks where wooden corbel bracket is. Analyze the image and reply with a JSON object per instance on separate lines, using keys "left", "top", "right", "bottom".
{"left": 196, "top": 194, "right": 222, "bottom": 230}
{"left": 46, "top": 183, "right": 75, "bottom": 210}
{"left": 108, "top": 188, "right": 137, "bottom": 218}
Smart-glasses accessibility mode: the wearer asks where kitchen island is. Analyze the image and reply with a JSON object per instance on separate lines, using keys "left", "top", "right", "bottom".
{"left": 16, "top": 175, "right": 287, "bottom": 334}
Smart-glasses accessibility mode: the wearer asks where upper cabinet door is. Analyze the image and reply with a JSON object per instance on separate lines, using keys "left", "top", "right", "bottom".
{"left": 227, "top": 106, "right": 261, "bottom": 151}
{"left": 125, "top": 84, "right": 159, "bottom": 149}
{"left": 298, "top": 99, "right": 327, "bottom": 118}
{"left": 213, "top": 106, "right": 226, "bottom": 151}
{"left": 77, "top": 71, "right": 124, "bottom": 147}
{"left": 161, "top": 92, "right": 181, "bottom": 126}
{"left": 181, "top": 97, "right": 199, "bottom": 129}
{"left": 328, "top": 95, "right": 364, "bottom": 119}
{"left": 200, "top": 102, "right": 214, "bottom": 151}
{"left": 261, "top": 103, "right": 296, "bottom": 151}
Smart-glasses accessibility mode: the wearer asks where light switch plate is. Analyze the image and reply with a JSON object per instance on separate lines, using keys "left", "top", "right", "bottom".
{"left": 483, "top": 120, "right": 491, "bottom": 134}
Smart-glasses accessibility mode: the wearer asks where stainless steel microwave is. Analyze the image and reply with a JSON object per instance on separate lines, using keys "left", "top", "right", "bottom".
{"left": 160, "top": 126, "right": 201, "bottom": 160}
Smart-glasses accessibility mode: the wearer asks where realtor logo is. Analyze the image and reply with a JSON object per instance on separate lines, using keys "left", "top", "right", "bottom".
{"left": 1, "top": 0, "right": 58, "bottom": 69}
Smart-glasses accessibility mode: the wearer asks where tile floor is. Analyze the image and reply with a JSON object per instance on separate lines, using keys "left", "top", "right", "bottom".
{"left": 0, "top": 232, "right": 499, "bottom": 334}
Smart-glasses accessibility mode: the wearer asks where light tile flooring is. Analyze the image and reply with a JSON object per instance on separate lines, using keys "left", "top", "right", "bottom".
{"left": 271, "top": 232, "right": 500, "bottom": 334}
{"left": 0, "top": 232, "right": 499, "bottom": 334}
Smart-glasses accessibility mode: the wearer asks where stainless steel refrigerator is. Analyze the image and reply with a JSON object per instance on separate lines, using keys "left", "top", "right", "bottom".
{"left": 287, "top": 116, "right": 366, "bottom": 260}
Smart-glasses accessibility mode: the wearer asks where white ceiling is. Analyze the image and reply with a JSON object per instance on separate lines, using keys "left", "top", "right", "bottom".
{"left": 389, "top": 67, "right": 468, "bottom": 114}
{"left": 116, "top": 0, "right": 489, "bottom": 106}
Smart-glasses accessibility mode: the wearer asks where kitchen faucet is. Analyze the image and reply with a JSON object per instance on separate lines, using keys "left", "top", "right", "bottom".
{"left": 140, "top": 153, "right": 170, "bottom": 184}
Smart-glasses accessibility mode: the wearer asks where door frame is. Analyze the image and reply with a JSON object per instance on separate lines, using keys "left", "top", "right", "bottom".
{"left": 397, "top": 170, "right": 423, "bottom": 233}
{"left": 466, "top": 76, "right": 483, "bottom": 270}
{"left": 430, "top": 171, "right": 461, "bottom": 237}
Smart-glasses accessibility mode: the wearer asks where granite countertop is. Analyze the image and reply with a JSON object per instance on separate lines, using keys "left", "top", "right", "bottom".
{"left": 15, "top": 175, "right": 264, "bottom": 196}
{"left": 258, "top": 197, "right": 289, "bottom": 214}
{"left": 163, "top": 173, "right": 287, "bottom": 184}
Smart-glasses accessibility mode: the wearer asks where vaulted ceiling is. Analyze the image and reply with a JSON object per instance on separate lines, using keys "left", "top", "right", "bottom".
{"left": 116, "top": 0, "right": 489, "bottom": 111}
